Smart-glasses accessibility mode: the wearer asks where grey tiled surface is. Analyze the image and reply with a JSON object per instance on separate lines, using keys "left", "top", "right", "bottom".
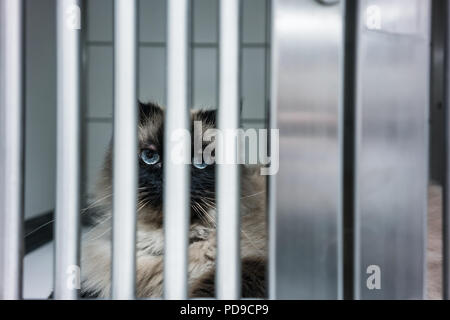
{"left": 85, "top": 122, "right": 113, "bottom": 195}
{"left": 242, "top": 48, "right": 267, "bottom": 120}
{"left": 25, "top": 0, "right": 57, "bottom": 218}
{"left": 193, "top": 47, "right": 217, "bottom": 109}
{"left": 87, "top": 0, "right": 113, "bottom": 42}
{"left": 139, "top": 46, "right": 166, "bottom": 106}
{"left": 193, "top": 0, "right": 218, "bottom": 43}
{"left": 242, "top": 0, "right": 267, "bottom": 44}
{"left": 139, "top": 0, "right": 166, "bottom": 43}
{"left": 87, "top": 45, "right": 113, "bottom": 118}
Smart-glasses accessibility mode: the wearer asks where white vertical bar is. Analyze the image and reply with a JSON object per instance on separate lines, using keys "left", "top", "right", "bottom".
{"left": 268, "top": 0, "right": 277, "bottom": 301}
{"left": 112, "top": 0, "right": 138, "bottom": 300}
{"left": 163, "top": 0, "right": 190, "bottom": 300}
{"left": 54, "top": 0, "right": 82, "bottom": 300}
{"left": 216, "top": 0, "right": 241, "bottom": 300}
{"left": 0, "top": 0, "right": 24, "bottom": 300}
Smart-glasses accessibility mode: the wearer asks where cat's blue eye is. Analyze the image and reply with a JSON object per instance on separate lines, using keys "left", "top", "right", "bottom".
{"left": 193, "top": 162, "right": 208, "bottom": 170}
{"left": 140, "top": 149, "right": 160, "bottom": 165}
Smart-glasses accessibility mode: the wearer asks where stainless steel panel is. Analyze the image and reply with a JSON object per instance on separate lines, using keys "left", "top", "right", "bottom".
{"left": 54, "top": 0, "right": 82, "bottom": 300}
{"left": 0, "top": 0, "right": 25, "bottom": 300}
{"left": 216, "top": 0, "right": 241, "bottom": 300}
{"left": 354, "top": 0, "right": 431, "bottom": 299}
{"left": 270, "top": 0, "right": 344, "bottom": 299}
{"left": 163, "top": 0, "right": 191, "bottom": 300}
{"left": 112, "top": 0, "right": 138, "bottom": 299}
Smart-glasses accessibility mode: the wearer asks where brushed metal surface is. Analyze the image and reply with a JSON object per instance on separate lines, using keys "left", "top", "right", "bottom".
{"left": 354, "top": 0, "right": 431, "bottom": 299}
{"left": 270, "top": 0, "right": 344, "bottom": 299}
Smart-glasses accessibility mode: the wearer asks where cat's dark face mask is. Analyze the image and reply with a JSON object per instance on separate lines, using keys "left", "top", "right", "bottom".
{"left": 137, "top": 102, "right": 217, "bottom": 224}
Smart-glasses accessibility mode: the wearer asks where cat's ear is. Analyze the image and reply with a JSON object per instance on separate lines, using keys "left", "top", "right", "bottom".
{"left": 196, "top": 109, "right": 216, "bottom": 125}
{"left": 138, "top": 101, "right": 163, "bottom": 122}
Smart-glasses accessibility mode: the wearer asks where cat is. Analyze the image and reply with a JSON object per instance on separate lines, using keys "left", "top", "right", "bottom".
{"left": 80, "top": 102, "right": 267, "bottom": 298}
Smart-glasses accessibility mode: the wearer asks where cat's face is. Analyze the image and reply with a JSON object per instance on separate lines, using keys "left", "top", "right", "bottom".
{"left": 135, "top": 102, "right": 217, "bottom": 226}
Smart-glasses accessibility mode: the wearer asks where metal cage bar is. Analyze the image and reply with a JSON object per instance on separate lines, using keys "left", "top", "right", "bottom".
{"left": 353, "top": 0, "right": 431, "bottom": 300}
{"left": 216, "top": 0, "right": 241, "bottom": 300}
{"left": 269, "top": 0, "right": 344, "bottom": 299}
{"left": 268, "top": 0, "right": 277, "bottom": 301}
{"left": 0, "top": 0, "right": 25, "bottom": 300}
{"left": 112, "top": 0, "right": 138, "bottom": 300}
{"left": 163, "top": 0, "right": 191, "bottom": 300}
{"left": 54, "top": 0, "right": 82, "bottom": 300}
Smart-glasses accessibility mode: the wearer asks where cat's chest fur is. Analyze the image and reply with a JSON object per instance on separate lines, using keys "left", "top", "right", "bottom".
{"left": 80, "top": 219, "right": 216, "bottom": 298}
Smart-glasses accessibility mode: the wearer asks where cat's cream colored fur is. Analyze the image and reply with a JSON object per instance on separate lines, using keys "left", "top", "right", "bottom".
{"left": 81, "top": 167, "right": 266, "bottom": 298}
{"left": 427, "top": 183, "right": 442, "bottom": 300}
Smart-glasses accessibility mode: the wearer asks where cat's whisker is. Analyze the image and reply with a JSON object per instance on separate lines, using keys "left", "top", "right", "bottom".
{"left": 191, "top": 203, "right": 210, "bottom": 227}
{"left": 85, "top": 225, "right": 112, "bottom": 242}
{"left": 199, "top": 198, "right": 215, "bottom": 207}
{"left": 137, "top": 199, "right": 151, "bottom": 212}
{"left": 137, "top": 199, "right": 147, "bottom": 209}
{"left": 196, "top": 201, "right": 216, "bottom": 228}
{"left": 197, "top": 198, "right": 263, "bottom": 254}
{"left": 23, "top": 219, "right": 55, "bottom": 239}
{"left": 198, "top": 197, "right": 215, "bottom": 206}
{"left": 240, "top": 190, "right": 266, "bottom": 199}
{"left": 24, "top": 193, "right": 113, "bottom": 239}
{"left": 82, "top": 215, "right": 112, "bottom": 241}
{"left": 200, "top": 198, "right": 216, "bottom": 211}
{"left": 193, "top": 201, "right": 215, "bottom": 228}
{"left": 240, "top": 229, "right": 264, "bottom": 256}
{"left": 80, "top": 193, "right": 112, "bottom": 213}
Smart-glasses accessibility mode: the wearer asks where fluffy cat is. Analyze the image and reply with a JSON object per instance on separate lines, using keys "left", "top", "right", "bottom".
{"left": 80, "top": 102, "right": 267, "bottom": 298}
